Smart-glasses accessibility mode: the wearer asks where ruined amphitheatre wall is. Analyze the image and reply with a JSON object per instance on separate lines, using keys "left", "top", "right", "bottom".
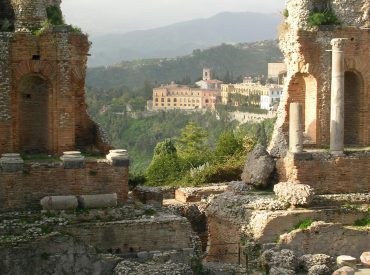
{"left": 269, "top": 0, "right": 370, "bottom": 157}
{"left": 0, "top": 0, "right": 112, "bottom": 154}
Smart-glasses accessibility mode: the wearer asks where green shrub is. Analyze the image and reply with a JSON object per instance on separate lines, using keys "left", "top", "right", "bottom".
{"left": 46, "top": 5, "right": 65, "bottom": 25}
{"left": 308, "top": 8, "right": 340, "bottom": 27}
{"left": 283, "top": 9, "right": 289, "bottom": 18}
{"left": 290, "top": 218, "right": 314, "bottom": 231}
{"left": 354, "top": 216, "right": 370, "bottom": 227}
{"left": 128, "top": 172, "right": 147, "bottom": 189}
{"left": 184, "top": 155, "right": 245, "bottom": 186}
{"left": 146, "top": 139, "right": 182, "bottom": 186}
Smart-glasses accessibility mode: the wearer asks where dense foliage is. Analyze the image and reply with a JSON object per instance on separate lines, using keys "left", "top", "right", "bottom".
{"left": 46, "top": 5, "right": 65, "bottom": 25}
{"left": 308, "top": 8, "right": 340, "bottom": 27}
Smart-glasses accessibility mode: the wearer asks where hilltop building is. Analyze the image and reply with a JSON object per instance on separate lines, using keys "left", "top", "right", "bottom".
{"left": 152, "top": 83, "right": 219, "bottom": 111}
{"left": 196, "top": 68, "right": 223, "bottom": 90}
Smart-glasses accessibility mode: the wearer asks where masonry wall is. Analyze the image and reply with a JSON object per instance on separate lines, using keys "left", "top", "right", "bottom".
{"left": 269, "top": 0, "right": 370, "bottom": 157}
{"left": 0, "top": 160, "right": 129, "bottom": 210}
{"left": 277, "top": 152, "right": 370, "bottom": 194}
{"left": 63, "top": 217, "right": 194, "bottom": 254}
{"left": 0, "top": 30, "right": 111, "bottom": 155}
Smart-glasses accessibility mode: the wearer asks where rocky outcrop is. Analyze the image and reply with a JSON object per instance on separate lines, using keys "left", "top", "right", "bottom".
{"left": 279, "top": 222, "right": 370, "bottom": 257}
{"left": 241, "top": 145, "right": 275, "bottom": 189}
{"left": 274, "top": 182, "right": 315, "bottom": 206}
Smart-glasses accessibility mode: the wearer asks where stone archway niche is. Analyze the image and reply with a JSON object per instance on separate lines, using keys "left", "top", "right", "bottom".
{"left": 18, "top": 75, "right": 50, "bottom": 154}
{"left": 286, "top": 73, "right": 318, "bottom": 144}
{"left": 344, "top": 70, "right": 363, "bottom": 146}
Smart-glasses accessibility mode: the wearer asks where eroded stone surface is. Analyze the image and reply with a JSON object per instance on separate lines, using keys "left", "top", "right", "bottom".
{"left": 273, "top": 182, "right": 315, "bottom": 206}
{"left": 241, "top": 145, "right": 275, "bottom": 189}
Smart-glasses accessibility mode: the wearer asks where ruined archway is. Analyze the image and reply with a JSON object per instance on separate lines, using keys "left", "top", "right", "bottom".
{"left": 344, "top": 70, "right": 363, "bottom": 146}
{"left": 0, "top": 0, "right": 15, "bottom": 31}
{"left": 286, "top": 73, "right": 318, "bottom": 144}
{"left": 18, "top": 75, "right": 50, "bottom": 153}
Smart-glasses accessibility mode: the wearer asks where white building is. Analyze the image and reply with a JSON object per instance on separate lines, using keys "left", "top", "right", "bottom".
{"left": 260, "top": 85, "right": 284, "bottom": 110}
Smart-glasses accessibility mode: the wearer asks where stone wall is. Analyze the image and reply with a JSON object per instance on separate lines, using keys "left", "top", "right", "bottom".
{"left": 277, "top": 152, "right": 370, "bottom": 194}
{"left": 0, "top": 233, "right": 120, "bottom": 275}
{"left": 0, "top": 160, "right": 128, "bottom": 210}
{"left": 63, "top": 216, "right": 194, "bottom": 255}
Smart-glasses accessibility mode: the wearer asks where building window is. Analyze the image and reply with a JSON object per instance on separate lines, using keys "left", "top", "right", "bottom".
{"left": 155, "top": 98, "right": 158, "bottom": 102}
{"left": 167, "top": 98, "right": 171, "bottom": 102}
{"left": 205, "top": 99, "right": 209, "bottom": 103}
{"left": 174, "top": 98, "right": 177, "bottom": 102}
{"left": 161, "top": 98, "right": 164, "bottom": 102}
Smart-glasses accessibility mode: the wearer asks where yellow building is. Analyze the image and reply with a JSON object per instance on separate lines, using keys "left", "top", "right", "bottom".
{"left": 221, "top": 83, "right": 283, "bottom": 109}
{"left": 152, "top": 84, "right": 220, "bottom": 111}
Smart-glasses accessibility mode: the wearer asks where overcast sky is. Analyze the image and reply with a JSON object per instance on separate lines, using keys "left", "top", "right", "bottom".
{"left": 62, "top": 0, "right": 285, "bottom": 35}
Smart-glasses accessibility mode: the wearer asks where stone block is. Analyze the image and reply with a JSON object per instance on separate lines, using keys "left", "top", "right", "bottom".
{"left": 175, "top": 185, "right": 228, "bottom": 203}
{"left": 360, "top": 252, "right": 370, "bottom": 267}
{"left": 0, "top": 153, "right": 24, "bottom": 172}
{"left": 333, "top": 266, "right": 356, "bottom": 275}
{"left": 106, "top": 149, "right": 129, "bottom": 167}
{"left": 274, "top": 181, "right": 315, "bottom": 206}
{"left": 78, "top": 193, "right": 117, "bottom": 209}
{"left": 60, "top": 151, "right": 85, "bottom": 169}
{"left": 337, "top": 255, "right": 357, "bottom": 268}
{"left": 132, "top": 186, "right": 163, "bottom": 207}
{"left": 40, "top": 195, "right": 78, "bottom": 210}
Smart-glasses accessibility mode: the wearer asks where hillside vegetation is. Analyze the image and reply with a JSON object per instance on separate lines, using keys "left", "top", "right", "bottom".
{"left": 86, "top": 40, "right": 283, "bottom": 91}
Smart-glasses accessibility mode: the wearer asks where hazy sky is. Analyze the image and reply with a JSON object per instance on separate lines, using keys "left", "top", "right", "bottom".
{"left": 62, "top": 0, "right": 285, "bottom": 35}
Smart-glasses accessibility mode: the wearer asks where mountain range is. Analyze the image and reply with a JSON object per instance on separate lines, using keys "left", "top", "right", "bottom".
{"left": 88, "top": 12, "right": 281, "bottom": 67}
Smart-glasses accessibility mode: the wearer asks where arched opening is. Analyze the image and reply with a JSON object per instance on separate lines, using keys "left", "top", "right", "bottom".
{"left": 344, "top": 71, "right": 363, "bottom": 146}
{"left": 0, "top": 0, "right": 15, "bottom": 31}
{"left": 286, "top": 73, "right": 318, "bottom": 144}
{"left": 18, "top": 75, "right": 50, "bottom": 154}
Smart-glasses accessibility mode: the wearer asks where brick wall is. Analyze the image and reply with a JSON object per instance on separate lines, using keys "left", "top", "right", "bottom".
{"left": 0, "top": 31, "right": 111, "bottom": 155}
{"left": 0, "top": 160, "right": 129, "bottom": 210}
{"left": 277, "top": 152, "right": 370, "bottom": 194}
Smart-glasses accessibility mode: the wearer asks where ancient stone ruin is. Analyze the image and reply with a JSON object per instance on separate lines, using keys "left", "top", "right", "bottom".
{"left": 0, "top": 0, "right": 129, "bottom": 210}
{"left": 269, "top": 0, "right": 370, "bottom": 194}
{"left": 0, "top": 0, "right": 110, "bottom": 155}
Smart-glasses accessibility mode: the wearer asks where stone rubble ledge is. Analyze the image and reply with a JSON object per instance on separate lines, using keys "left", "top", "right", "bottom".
{"left": 175, "top": 184, "right": 228, "bottom": 203}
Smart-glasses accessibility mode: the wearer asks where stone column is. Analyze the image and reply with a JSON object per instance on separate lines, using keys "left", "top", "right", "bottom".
{"left": 289, "top": 103, "right": 303, "bottom": 153}
{"left": 330, "top": 38, "right": 347, "bottom": 155}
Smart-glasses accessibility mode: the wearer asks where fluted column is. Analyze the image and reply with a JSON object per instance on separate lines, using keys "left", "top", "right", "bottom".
{"left": 330, "top": 38, "right": 347, "bottom": 155}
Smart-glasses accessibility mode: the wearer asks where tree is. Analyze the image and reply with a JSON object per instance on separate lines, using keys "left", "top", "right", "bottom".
{"left": 146, "top": 139, "right": 181, "bottom": 186}
{"left": 176, "top": 122, "right": 211, "bottom": 168}
{"left": 214, "top": 131, "right": 242, "bottom": 159}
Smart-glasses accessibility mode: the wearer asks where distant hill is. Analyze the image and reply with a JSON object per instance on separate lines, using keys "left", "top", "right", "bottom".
{"left": 88, "top": 12, "right": 281, "bottom": 67}
{"left": 86, "top": 40, "right": 283, "bottom": 90}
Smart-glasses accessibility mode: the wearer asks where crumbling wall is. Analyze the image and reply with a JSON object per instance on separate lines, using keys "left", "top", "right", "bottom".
{"left": 0, "top": 160, "right": 129, "bottom": 210}
{"left": 64, "top": 217, "right": 195, "bottom": 255}
{"left": 0, "top": 233, "right": 120, "bottom": 275}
